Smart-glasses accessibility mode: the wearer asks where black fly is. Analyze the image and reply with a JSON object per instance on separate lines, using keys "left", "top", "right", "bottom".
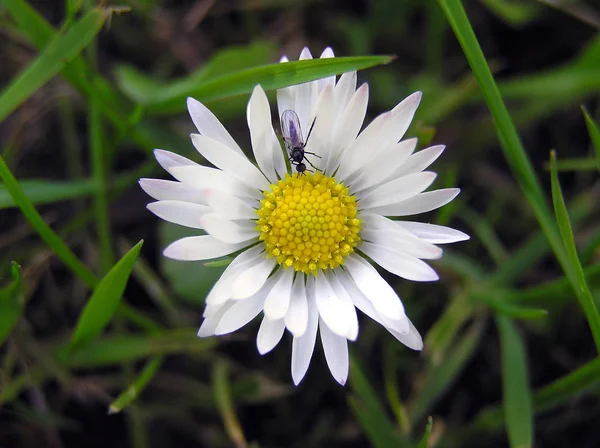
{"left": 281, "top": 109, "right": 320, "bottom": 174}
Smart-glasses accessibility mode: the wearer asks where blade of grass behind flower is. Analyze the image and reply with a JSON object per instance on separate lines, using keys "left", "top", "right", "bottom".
{"left": 580, "top": 106, "right": 600, "bottom": 171}
{"left": 68, "top": 241, "right": 143, "bottom": 352}
{"left": 0, "top": 8, "right": 108, "bottom": 122}
{"left": 549, "top": 151, "right": 600, "bottom": 348}
{"left": 108, "top": 356, "right": 164, "bottom": 414}
{"left": 437, "top": 0, "right": 600, "bottom": 352}
{"left": 349, "top": 356, "right": 410, "bottom": 448}
{"left": 146, "top": 56, "right": 394, "bottom": 114}
{"left": 496, "top": 316, "right": 533, "bottom": 448}
{"left": 0, "top": 263, "right": 23, "bottom": 346}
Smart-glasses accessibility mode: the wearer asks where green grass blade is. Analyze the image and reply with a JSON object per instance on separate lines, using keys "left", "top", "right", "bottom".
{"left": 0, "top": 176, "right": 132, "bottom": 210}
{"left": 581, "top": 106, "right": 600, "bottom": 171}
{"left": 68, "top": 241, "right": 143, "bottom": 351}
{"left": 497, "top": 316, "right": 533, "bottom": 448}
{"left": 108, "top": 356, "right": 164, "bottom": 414}
{"left": 349, "top": 356, "right": 409, "bottom": 448}
{"left": 550, "top": 151, "right": 600, "bottom": 349}
{"left": 0, "top": 263, "right": 23, "bottom": 346}
{"left": 0, "top": 154, "right": 97, "bottom": 288}
{"left": 417, "top": 417, "right": 434, "bottom": 448}
{"left": 533, "top": 356, "right": 600, "bottom": 412}
{"left": 410, "top": 321, "right": 481, "bottom": 423}
{"left": 89, "top": 96, "right": 114, "bottom": 273}
{"left": 0, "top": 8, "right": 107, "bottom": 122}
{"left": 213, "top": 360, "right": 248, "bottom": 448}
{"left": 60, "top": 330, "right": 214, "bottom": 367}
{"left": 438, "top": 0, "right": 600, "bottom": 354}
{"left": 115, "top": 41, "right": 276, "bottom": 106}
{"left": 146, "top": 56, "right": 394, "bottom": 114}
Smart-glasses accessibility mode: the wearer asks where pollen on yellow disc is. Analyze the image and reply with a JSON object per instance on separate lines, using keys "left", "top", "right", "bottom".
{"left": 256, "top": 172, "right": 361, "bottom": 274}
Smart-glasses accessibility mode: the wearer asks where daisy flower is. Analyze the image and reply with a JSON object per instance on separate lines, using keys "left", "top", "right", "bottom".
{"left": 140, "top": 47, "right": 469, "bottom": 386}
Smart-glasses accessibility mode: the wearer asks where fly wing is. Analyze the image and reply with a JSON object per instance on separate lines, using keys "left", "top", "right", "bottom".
{"left": 281, "top": 109, "right": 303, "bottom": 149}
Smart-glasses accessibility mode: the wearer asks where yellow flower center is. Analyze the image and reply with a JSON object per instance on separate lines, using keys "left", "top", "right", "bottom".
{"left": 256, "top": 172, "right": 361, "bottom": 274}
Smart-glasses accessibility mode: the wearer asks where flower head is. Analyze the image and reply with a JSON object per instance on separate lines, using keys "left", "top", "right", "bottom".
{"left": 140, "top": 47, "right": 469, "bottom": 385}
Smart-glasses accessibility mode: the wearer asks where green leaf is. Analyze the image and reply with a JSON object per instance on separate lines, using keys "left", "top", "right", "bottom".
{"left": 68, "top": 241, "right": 143, "bottom": 351}
{"left": 108, "top": 356, "right": 163, "bottom": 414}
{"left": 0, "top": 8, "right": 108, "bottom": 122}
{"left": 146, "top": 55, "right": 394, "bottom": 114}
{"left": 497, "top": 316, "right": 533, "bottom": 448}
{"left": 61, "top": 330, "right": 214, "bottom": 367}
{"left": 550, "top": 151, "right": 600, "bottom": 350}
{"left": 581, "top": 106, "right": 600, "bottom": 171}
{"left": 0, "top": 262, "right": 23, "bottom": 346}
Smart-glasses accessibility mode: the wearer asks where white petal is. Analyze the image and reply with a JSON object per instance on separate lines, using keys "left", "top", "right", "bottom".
{"left": 191, "top": 134, "right": 269, "bottom": 191}
{"left": 285, "top": 274, "right": 309, "bottom": 337}
{"left": 277, "top": 84, "right": 296, "bottom": 127}
{"left": 139, "top": 178, "right": 205, "bottom": 204}
{"left": 204, "top": 190, "right": 257, "bottom": 220}
{"left": 385, "top": 91, "right": 422, "bottom": 144}
{"left": 395, "top": 145, "right": 445, "bottom": 177}
{"left": 327, "top": 83, "right": 369, "bottom": 174}
{"left": 387, "top": 318, "right": 423, "bottom": 351}
{"left": 319, "top": 317, "right": 349, "bottom": 385}
{"left": 370, "top": 188, "right": 460, "bottom": 216}
{"left": 147, "top": 201, "right": 208, "bottom": 229}
{"left": 326, "top": 271, "right": 359, "bottom": 341}
{"left": 343, "top": 254, "right": 407, "bottom": 323}
{"left": 163, "top": 235, "right": 252, "bottom": 261}
{"left": 198, "top": 302, "right": 233, "bottom": 337}
{"left": 168, "top": 165, "right": 259, "bottom": 200}
{"left": 291, "top": 276, "right": 319, "bottom": 385}
{"left": 315, "top": 274, "right": 350, "bottom": 338}
{"left": 154, "top": 149, "right": 196, "bottom": 171}
{"left": 205, "top": 245, "right": 265, "bottom": 306}
{"left": 200, "top": 213, "right": 257, "bottom": 244}
{"left": 263, "top": 268, "right": 294, "bottom": 320}
{"left": 334, "top": 111, "right": 392, "bottom": 180}
{"left": 231, "top": 257, "right": 277, "bottom": 299}
{"left": 299, "top": 47, "right": 313, "bottom": 59}
{"left": 337, "top": 269, "right": 409, "bottom": 335}
{"left": 256, "top": 316, "right": 286, "bottom": 355}
{"left": 358, "top": 172, "right": 437, "bottom": 209}
{"left": 248, "top": 85, "right": 278, "bottom": 183}
{"left": 214, "top": 286, "right": 270, "bottom": 335}
{"left": 304, "top": 85, "right": 333, "bottom": 166}
{"left": 361, "top": 213, "right": 443, "bottom": 260}
{"left": 398, "top": 221, "right": 470, "bottom": 244}
{"left": 294, "top": 84, "right": 318, "bottom": 139}
{"left": 349, "top": 139, "right": 417, "bottom": 193}
{"left": 360, "top": 242, "right": 439, "bottom": 282}
{"left": 333, "top": 71, "right": 357, "bottom": 121}
{"left": 187, "top": 97, "right": 244, "bottom": 156}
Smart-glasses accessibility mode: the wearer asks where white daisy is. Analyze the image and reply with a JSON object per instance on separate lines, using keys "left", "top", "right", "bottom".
{"left": 140, "top": 47, "right": 469, "bottom": 386}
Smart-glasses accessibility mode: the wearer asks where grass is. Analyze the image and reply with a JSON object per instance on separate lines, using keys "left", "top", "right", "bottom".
{"left": 1, "top": 1, "right": 599, "bottom": 447}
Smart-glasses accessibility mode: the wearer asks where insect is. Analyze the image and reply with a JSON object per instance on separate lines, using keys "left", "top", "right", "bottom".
{"left": 281, "top": 109, "right": 320, "bottom": 174}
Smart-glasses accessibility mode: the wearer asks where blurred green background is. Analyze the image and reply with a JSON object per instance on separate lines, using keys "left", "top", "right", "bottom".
{"left": 1, "top": 0, "right": 600, "bottom": 447}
